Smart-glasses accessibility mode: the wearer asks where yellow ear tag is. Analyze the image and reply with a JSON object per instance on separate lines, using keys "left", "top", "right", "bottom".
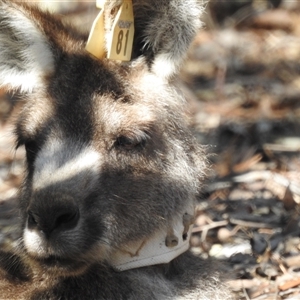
{"left": 85, "top": 9, "right": 106, "bottom": 59}
{"left": 107, "top": 0, "right": 135, "bottom": 61}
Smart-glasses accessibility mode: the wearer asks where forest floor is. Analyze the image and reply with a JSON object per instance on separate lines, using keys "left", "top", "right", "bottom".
{"left": 184, "top": 2, "right": 300, "bottom": 299}
{"left": 0, "top": 2, "right": 300, "bottom": 299}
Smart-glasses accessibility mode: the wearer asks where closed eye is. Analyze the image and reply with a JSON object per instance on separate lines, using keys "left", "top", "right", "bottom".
{"left": 115, "top": 133, "right": 149, "bottom": 151}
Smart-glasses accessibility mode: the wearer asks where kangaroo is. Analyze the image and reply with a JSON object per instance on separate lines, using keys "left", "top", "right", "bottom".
{"left": 0, "top": 1, "right": 233, "bottom": 299}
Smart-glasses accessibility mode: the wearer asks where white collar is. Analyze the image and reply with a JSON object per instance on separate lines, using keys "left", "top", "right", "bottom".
{"left": 109, "top": 212, "right": 194, "bottom": 271}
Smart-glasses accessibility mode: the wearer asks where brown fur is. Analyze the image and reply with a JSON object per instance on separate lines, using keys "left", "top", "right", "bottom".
{"left": 0, "top": 1, "right": 233, "bottom": 299}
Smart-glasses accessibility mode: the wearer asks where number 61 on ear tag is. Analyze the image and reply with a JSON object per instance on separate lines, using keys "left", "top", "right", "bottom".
{"left": 107, "top": 0, "right": 134, "bottom": 61}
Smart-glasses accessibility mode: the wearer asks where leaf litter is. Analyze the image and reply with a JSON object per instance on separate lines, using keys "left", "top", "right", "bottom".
{"left": 0, "top": 1, "right": 300, "bottom": 299}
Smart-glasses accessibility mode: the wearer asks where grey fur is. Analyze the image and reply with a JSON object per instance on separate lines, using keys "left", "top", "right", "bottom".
{"left": 0, "top": 1, "right": 233, "bottom": 299}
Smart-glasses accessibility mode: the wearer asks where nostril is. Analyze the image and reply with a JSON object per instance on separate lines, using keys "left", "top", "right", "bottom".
{"left": 55, "top": 210, "right": 79, "bottom": 231}
{"left": 26, "top": 197, "right": 80, "bottom": 237}
{"left": 27, "top": 211, "right": 38, "bottom": 229}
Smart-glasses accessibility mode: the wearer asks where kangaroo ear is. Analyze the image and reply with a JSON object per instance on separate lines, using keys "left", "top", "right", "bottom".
{"left": 105, "top": 0, "right": 203, "bottom": 78}
{"left": 132, "top": 0, "right": 203, "bottom": 78}
{"left": 0, "top": 1, "right": 55, "bottom": 92}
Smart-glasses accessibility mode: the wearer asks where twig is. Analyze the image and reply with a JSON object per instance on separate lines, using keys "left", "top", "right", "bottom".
{"left": 192, "top": 220, "right": 228, "bottom": 233}
{"left": 229, "top": 218, "right": 276, "bottom": 229}
{"left": 192, "top": 220, "right": 228, "bottom": 242}
{"left": 243, "top": 286, "right": 251, "bottom": 300}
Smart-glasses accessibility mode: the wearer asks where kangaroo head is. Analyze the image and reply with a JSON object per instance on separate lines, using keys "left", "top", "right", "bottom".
{"left": 0, "top": 0, "right": 205, "bottom": 275}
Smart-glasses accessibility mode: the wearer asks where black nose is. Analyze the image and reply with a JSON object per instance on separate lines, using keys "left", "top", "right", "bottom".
{"left": 27, "top": 195, "right": 79, "bottom": 237}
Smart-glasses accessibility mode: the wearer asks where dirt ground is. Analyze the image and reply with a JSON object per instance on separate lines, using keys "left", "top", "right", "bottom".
{"left": 1, "top": 1, "right": 300, "bottom": 299}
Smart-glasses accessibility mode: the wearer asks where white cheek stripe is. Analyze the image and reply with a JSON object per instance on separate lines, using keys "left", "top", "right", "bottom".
{"left": 33, "top": 140, "right": 101, "bottom": 191}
